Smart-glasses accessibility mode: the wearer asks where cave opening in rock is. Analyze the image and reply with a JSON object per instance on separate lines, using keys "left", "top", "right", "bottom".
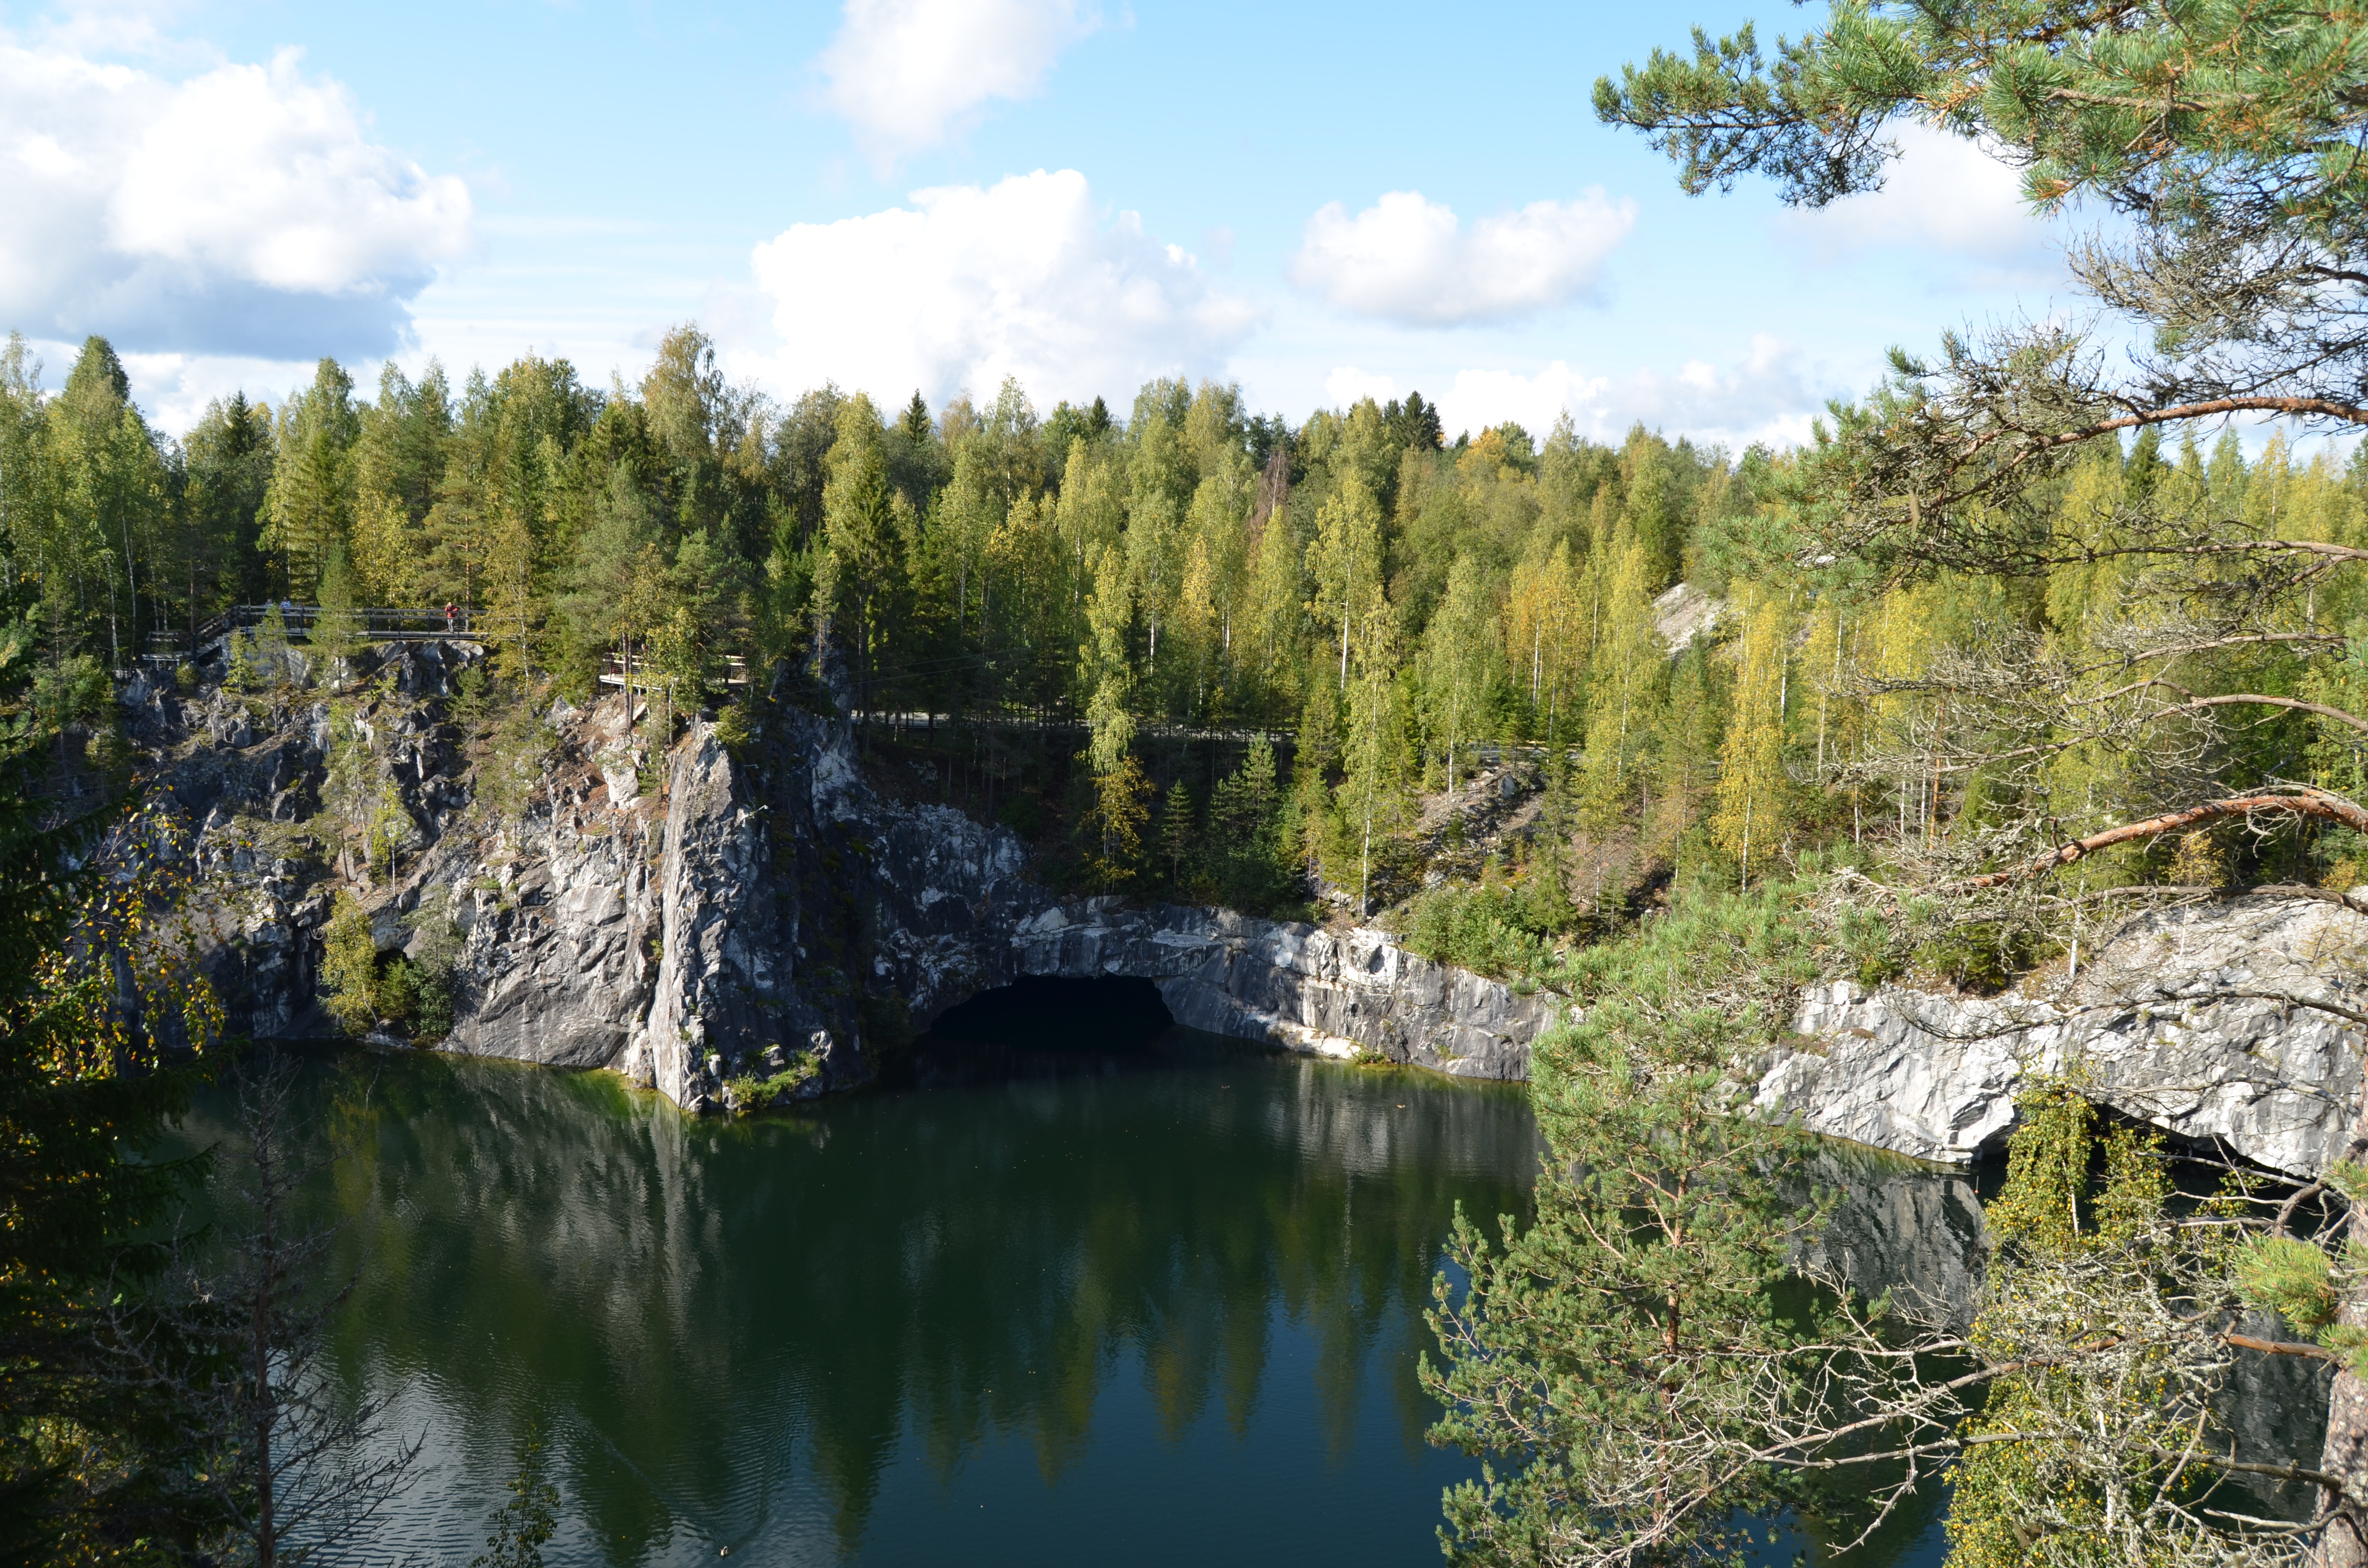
{"left": 924, "top": 975, "right": 1175, "bottom": 1050}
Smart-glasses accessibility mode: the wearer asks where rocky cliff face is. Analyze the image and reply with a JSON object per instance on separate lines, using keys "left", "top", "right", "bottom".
{"left": 1757, "top": 895, "right": 2368, "bottom": 1178}
{"left": 130, "top": 643, "right": 1555, "bottom": 1112}
{"left": 128, "top": 639, "right": 2368, "bottom": 1181}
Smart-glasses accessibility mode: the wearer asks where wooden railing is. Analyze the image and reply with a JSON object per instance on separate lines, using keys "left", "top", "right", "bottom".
{"left": 146, "top": 605, "right": 487, "bottom": 656}
{"left": 599, "top": 654, "right": 750, "bottom": 690}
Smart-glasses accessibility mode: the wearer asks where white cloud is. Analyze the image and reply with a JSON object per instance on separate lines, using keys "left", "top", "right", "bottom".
{"left": 0, "top": 43, "right": 471, "bottom": 357}
{"left": 1607, "top": 334, "right": 1823, "bottom": 448}
{"left": 739, "top": 168, "right": 1258, "bottom": 411}
{"left": 1426, "top": 336, "right": 1824, "bottom": 450}
{"left": 1291, "top": 189, "right": 1635, "bottom": 327}
{"left": 1779, "top": 122, "right": 2051, "bottom": 266}
{"left": 817, "top": 0, "right": 1098, "bottom": 165}
{"left": 1433, "top": 363, "right": 1608, "bottom": 442}
{"left": 1323, "top": 366, "right": 1399, "bottom": 408}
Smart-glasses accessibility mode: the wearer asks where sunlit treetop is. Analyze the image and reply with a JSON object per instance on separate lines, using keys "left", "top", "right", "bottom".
{"left": 1594, "top": 0, "right": 2368, "bottom": 235}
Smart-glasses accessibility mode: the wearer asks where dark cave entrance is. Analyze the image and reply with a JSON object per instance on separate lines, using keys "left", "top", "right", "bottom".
{"left": 923, "top": 975, "right": 1175, "bottom": 1049}
{"left": 894, "top": 976, "right": 1199, "bottom": 1089}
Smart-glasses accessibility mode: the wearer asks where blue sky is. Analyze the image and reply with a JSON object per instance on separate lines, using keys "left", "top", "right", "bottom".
{"left": 0, "top": 0, "right": 2078, "bottom": 443}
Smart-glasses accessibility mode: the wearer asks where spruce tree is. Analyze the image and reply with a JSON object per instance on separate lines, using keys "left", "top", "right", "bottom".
{"left": 260, "top": 359, "right": 358, "bottom": 598}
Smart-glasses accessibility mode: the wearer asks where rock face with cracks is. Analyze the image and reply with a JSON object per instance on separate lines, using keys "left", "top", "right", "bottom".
{"left": 124, "top": 640, "right": 2368, "bottom": 1171}
{"left": 1757, "top": 895, "right": 2368, "bottom": 1178}
{"left": 132, "top": 643, "right": 1557, "bottom": 1113}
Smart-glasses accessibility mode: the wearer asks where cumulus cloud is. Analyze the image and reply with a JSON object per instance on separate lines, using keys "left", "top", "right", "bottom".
{"left": 1779, "top": 122, "right": 2053, "bottom": 269}
{"left": 1431, "top": 363, "right": 1609, "bottom": 442}
{"left": 1323, "top": 366, "right": 1400, "bottom": 408}
{"left": 0, "top": 43, "right": 472, "bottom": 358}
{"left": 817, "top": 0, "right": 1098, "bottom": 164}
{"left": 1606, "top": 334, "right": 1824, "bottom": 448}
{"left": 740, "top": 168, "right": 1258, "bottom": 410}
{"left": 1291, "top": 189, "right": 1635, "bottom": 327}
{"left": 1422, "top": 336, "right": 1824, "bottom": 450}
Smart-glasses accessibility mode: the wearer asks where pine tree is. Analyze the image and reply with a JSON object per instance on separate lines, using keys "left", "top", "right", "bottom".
{"left": 1426, "top": 903, "right": 1836, "bottom": 1565}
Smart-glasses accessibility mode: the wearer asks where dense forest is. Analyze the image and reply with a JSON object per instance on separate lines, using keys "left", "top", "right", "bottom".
{"left": 10, "top": 323, "right": 2362, "bottom": 963}
{"left": 12, "top": 0, "right": 2368, "bottom": 1561}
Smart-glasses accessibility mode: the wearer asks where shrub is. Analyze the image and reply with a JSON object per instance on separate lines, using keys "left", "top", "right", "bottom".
{"left": 320, "top": 891, "right": 380, "bottom": 1034}
{"left": 1402, "top": 882, "right": 1558, "bottom": 980}
{"left": 723, "top": 1050, "right": 821, "bottom": 1116}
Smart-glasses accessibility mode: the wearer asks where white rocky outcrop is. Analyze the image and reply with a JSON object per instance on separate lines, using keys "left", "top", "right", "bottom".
{"left": 1758, "top": 895, "right": 2368, "bottom": 1177}
{"left": 1008, "top": 901, "right": 1557, "bottom": 1078}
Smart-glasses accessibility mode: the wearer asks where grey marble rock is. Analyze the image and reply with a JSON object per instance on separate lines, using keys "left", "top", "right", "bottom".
{"left": 1758, "top": 895, "right": 2368, "bottom": 1177}
{"left": 152, "top": 646, "right": 1562, "bottom": 1111}
{"left": 143, "top": 644, "right": 2368, "bottom": 1160}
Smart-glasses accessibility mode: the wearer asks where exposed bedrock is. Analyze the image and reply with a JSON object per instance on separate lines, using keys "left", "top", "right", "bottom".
{"left": 1757, "top": 896, "right": 2368, "bottom": 1179}
{"left": 128, "top": 644, "right": 2368, "bottom": 1172}
{"left": 137, "top": 649, "right": 1555, "bottom": 1113}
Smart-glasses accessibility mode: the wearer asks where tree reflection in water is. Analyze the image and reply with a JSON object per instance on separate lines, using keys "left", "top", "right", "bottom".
{"left": 173, "top": 1026, "right": 1541, "bottom": 1565}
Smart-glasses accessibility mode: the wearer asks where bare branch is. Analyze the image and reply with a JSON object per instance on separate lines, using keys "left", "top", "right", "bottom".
{"left": 1956, "top": 788, "right": 2368, "bottom": 889}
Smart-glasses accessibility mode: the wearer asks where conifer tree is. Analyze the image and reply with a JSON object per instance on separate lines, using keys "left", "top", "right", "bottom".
{"left": 260, "top": 359, "right": 359, "bottom": 598}
{"left": 1159, "top": 776, "right": 1196, "bottom": 887}
{"left": 1648, "top": 644, "right": 1723, "bottom": 858}
{"left": 814, "top": 395, "right": 903, "bottom": 709}
{"left": 311, "top": 543, "right": 365, "bottom": 686}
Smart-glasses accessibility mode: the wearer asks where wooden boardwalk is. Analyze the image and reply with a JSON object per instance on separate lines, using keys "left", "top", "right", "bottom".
{"left": 148, "top": 604, "right": 483, "bottom": 657}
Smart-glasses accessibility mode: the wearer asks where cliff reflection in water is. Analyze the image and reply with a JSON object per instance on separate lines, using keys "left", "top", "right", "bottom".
{"left": 185, "top": 1031, "right": 1542, "bottom": 1565}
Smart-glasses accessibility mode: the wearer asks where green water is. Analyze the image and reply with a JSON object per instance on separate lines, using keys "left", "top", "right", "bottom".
{"left": 190, "top": 1016, "right": 1546, "bottom": 1565}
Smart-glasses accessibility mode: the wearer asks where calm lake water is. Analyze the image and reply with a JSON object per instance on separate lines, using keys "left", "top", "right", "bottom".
{"left": 185, "top": 992, "right": 1554, "bottom": 1567}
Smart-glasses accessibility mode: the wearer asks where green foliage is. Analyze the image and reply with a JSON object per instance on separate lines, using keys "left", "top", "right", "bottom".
{"left": 1401, "top": 882, "right": 1558, "bottom": 980}
{"left": 1947, "top": 1083, "right": 2195, "bottom": 1568}
{"left": 722, "top": 1050, "right": 822, "bottom": 1117}
{"left": 1201, "top": 735, "right": 1297, "bottom": 913}
{"left": 320, "top": 890, "right": 381, "bottom": 1034}
{"left": 1081, "top": 753, "right": 1152, "bottom": 891}
{"left": 0, "top": 594, "right": 223, "bottom": 1557}
{"left": 2233, "top": 1236, "right": 2337, "bottom": 1335}
{"left": 224, "top": 629, "right": 262, "bottom": 693}
{"left": 1157, "top": 776, "right": 1195, "bottom": 885}
{"left": 470, "top": 1421, "right": 560, "bottom": 1568}
{"left": 1424, "top": 884, "right": 1842, "bottom": 1564}
{"left": 475, "top": 688, "right": 555, "bottom": 824}
{"left": 1594, "top": 0, "right": 2368, "bottom": 223}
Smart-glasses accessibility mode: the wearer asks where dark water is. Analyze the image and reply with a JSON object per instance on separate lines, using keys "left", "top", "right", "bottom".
{"left": 187, "top": 1002, "right": 1548, "bottom": 1566}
